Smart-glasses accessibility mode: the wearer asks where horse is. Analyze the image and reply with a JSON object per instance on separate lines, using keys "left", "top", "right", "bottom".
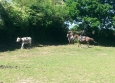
{"left": 16, "top": 37, "right": 32, "bottom": 49}
{"left": 67, "top": 33, "right": 74, "bottom": 44}
{"left": 74, "top": 34, "right": 97, "bottom": 48}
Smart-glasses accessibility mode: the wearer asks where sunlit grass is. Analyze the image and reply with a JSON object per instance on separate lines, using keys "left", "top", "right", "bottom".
{"left": 0, "top": 44, "right": 115, "bottom": 83}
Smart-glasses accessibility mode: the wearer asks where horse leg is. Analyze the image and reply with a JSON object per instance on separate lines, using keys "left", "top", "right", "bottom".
{"left": 78, "top": 43, "right": 79, "bottom": 47}
{"left": 73, "top": 40, "right": 74, "bottom": 44}
{"left": 77, "top": 41, "right": 79, "bottom": 47}
{"left": 69, "top": 40, "right": 70, "bottom": 44}
{"left": 87, "top": 41, "right": 89, "bottom": 48}
{"left": 73, "top": 39, "right": 75, "bottom": 44}
{"left": 70, "top": 39, "right": 72, "bottom": 44}
{"left": 28, "top": 43, "right": 30, "bottom": 49}
{"left": 28, "top": 41, "right": 32, "bottom": 49}
{"left": 80, "top": 42, "right": 82, "bottom": 48}
{"left": 68, "top": 39, "right": 70, "bottom": 44}
{"left": 21, "top": 43, "right": 24, "bottom": 49}
{"left": 71, "top": 39, "right": 74, "bottom": 44}
{"left": 78, "top": 41, "right": 81, "bottom": 47}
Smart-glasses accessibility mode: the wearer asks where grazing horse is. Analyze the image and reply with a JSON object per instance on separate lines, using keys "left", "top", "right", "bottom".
{"left": 67, "top": 33, "right": 74, "bottom": 44}
{"left": 74, "top": 34, "right": 97, "bottom": 48}
{"left": 16, "top": 37, "right": 32, "bottom": 49}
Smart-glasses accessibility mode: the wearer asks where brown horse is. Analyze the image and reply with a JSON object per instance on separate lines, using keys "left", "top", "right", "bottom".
{"left": 74, "top": 34, "right": 97, "bottom": 48}
{"left": 67, "top": 33, "right": 74, "bottom": 44}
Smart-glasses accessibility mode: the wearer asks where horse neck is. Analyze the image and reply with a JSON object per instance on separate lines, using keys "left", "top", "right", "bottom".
{"left": 19, "top": 38, "right": 22, "bottom": 43}
{"left": 74, "top": 34, "right": 79, "bottom": 38}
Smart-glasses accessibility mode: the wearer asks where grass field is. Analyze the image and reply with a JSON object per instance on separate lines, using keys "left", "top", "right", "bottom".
{"left": 0, "top": 44, "right": 115, "bottom": 83}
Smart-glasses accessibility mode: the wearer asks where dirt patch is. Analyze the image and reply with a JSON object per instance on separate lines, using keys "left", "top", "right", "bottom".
{"left": 0, "top": 65, "right": 19, "bottom": 69}
{"left": 16, "top": 78, "right": 39, "bottom": 83}
{"left": 0, "top": 82, "right": 3, "bottom": 83}
{"left": 0, "top": 65, "right": 31, "bottom": 69}
{"left": 99, "top": 53, "right": 107, "bottom": 56}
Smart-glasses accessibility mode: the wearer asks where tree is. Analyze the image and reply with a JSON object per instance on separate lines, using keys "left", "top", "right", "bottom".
{"left": 0, "top": 0, "right": 69, "bottom": 43}
{"left": 65, "top": 0, "right": 115, "bottom": 38}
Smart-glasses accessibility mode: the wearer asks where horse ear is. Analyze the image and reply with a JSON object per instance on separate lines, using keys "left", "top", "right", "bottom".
{"left": 18, "top": 37, "right": 19, "bottom": 38}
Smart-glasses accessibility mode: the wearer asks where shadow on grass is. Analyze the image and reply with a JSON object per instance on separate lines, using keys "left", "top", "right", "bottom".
{"left": 0, "top": 41, "right": 20, "bottom": 52}
{"left": 0, "top": 39, "right": 115, "bottom": 52}
{"left": 0, "top": 41, "right": 68, "bottom": 52}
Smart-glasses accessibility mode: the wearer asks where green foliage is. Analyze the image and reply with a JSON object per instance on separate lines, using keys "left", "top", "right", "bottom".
{"left": 0, "top": 20, "right": 4, "bottom": 29}
{"left": 65, "top": 0, "right": 80, "bottom": 19}
{"left": 70, "top": 25, "right": 79, "bottom": 31}
{"left": 0, "top": 0, "right": 115, "bottom": 43}
{"left": 83, "top": 17, "right": 100, "bottom": 28}
{"left": 112, "top": 16, "right": 115, "bottom": 27}
{"left": 0, "top": 0, "right": 31, "bottom": 38}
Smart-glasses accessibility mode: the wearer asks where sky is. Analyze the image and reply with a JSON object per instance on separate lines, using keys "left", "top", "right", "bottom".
{"left": 64, "top": 20, "right": 83, "bottom": 29}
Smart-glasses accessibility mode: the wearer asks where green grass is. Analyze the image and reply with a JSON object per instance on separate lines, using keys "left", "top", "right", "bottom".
{"left": 0, "top": 44, "right": 115, "bottom": 83}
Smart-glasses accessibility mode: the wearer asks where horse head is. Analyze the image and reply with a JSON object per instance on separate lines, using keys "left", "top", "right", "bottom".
{"left": 16, "top": 37, "right": 21, "bottom": 42}
{"left": 66, "top": 34, "right": 69, "bottom": 37}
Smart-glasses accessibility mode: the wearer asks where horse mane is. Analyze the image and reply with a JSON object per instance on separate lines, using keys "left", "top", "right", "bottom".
{"left": 73, "top": 33, "right": 80, "bottom": 38}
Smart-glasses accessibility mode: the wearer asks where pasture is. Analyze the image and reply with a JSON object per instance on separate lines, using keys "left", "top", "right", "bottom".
{"left": 0, "top": 44, "right": 115, "bottom": 83}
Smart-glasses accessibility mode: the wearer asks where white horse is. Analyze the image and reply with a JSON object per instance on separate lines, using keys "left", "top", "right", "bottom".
{"left": 66, "top": 33, "right": 74, "bottom": 44}
{"left": 16, "top": 37, "right": 32, "bottom": 49}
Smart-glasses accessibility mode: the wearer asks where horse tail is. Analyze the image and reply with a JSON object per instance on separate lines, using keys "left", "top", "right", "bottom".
{"left": 91, "top": 38, "right": 97, "bottom": 43}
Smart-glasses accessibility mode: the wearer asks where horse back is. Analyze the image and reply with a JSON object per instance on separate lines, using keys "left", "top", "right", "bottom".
{"left": 22, "top": 37, "right": 32, "bottom": 43}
